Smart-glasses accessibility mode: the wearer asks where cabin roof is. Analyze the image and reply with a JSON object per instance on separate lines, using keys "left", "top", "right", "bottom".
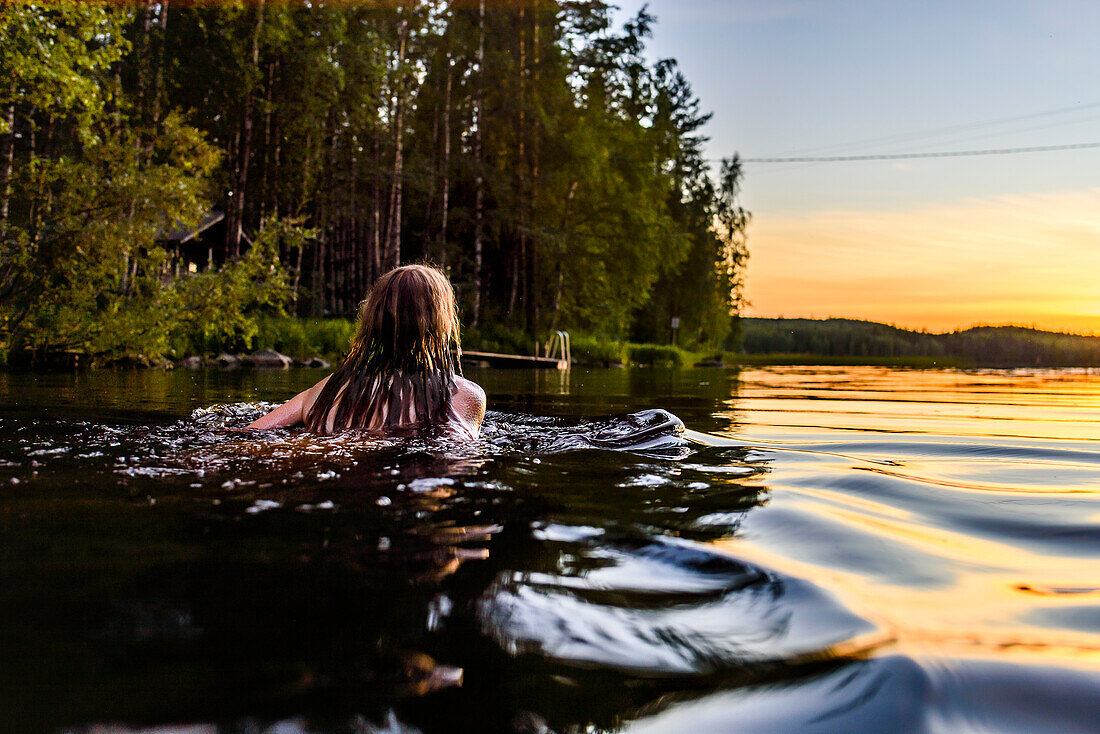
{"left": 158, "top": 210, "right": 225, "bottom": 243}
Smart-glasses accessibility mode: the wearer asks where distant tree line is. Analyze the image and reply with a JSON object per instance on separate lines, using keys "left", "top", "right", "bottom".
{"left": 0, "top": 1, "right": 749, "bottom": 364}
{"left": 740, "top": 319, "right": 1100, "bottom": 367}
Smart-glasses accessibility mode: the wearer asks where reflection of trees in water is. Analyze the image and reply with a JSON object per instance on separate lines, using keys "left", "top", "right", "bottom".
{"left": 8, "top": 447, "right": 516, "bottom": 731}
{"left": 194, "top": 449, "right": 506, "bottom": 690}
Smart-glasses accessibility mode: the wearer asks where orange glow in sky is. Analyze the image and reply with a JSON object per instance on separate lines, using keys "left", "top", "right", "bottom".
{"left": 743, "top": 188, "right": 1100, "bottom": 333}
{"left": 609, "top": 1, "right": 1100, "bottom": 334}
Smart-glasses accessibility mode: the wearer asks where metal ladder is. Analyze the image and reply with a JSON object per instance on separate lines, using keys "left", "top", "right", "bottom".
{"left": 543, "top": 330, "right": 571, "bottom": 369}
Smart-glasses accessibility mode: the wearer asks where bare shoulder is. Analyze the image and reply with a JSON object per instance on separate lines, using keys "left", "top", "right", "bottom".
{"left": 452, "top": 376, "right": 486, "bottom": 426}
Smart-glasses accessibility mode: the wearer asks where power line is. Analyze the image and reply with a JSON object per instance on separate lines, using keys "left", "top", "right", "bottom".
{"left": 776, "top": 101, "right": 1100, "bottom": 158}
{"left": 739, "top": 141, "right": 1100, "bottom": 163}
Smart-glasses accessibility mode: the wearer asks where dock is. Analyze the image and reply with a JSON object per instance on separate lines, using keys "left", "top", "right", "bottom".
{"left": 460, "top": 350, "right": 568, "bottom": 370}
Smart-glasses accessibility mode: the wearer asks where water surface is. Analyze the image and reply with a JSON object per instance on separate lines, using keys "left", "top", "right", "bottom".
{"left": 1, "top": 366, "right": 1099, "bottom": 732}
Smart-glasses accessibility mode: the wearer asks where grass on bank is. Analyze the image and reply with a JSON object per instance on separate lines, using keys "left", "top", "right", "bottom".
{"left": 462, "top": 326, "right": 703, "bottom": 367}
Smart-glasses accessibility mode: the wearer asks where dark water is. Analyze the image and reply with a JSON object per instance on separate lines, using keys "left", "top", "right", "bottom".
{"left": 2, "top": 366, "right": 1099, "bottom": 733}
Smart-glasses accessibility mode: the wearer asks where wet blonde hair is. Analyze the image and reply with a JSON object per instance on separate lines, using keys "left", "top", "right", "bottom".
{"left": 305, "top": 264, "right": 461, "bottom": 433}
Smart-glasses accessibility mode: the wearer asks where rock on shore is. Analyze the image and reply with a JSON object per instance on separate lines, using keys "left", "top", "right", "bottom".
{"left": 243, "top": 349, "right": 293, "bottom": 369}
{"left": 177, "top": 351, "right": 330, "bottom": 369}
{"left": 210, "top": 353, "right": 242, "bottom": 368}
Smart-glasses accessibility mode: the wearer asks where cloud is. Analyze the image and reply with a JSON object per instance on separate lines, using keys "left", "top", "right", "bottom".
{"left": 744, "top": 188, "right": 1100, "bottom": 332}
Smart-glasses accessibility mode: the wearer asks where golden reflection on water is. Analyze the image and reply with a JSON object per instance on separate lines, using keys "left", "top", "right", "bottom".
{"left": 726, "top": 366, "right": 1100, "bottom": 442}
{"left": 711, "top": 367, "right": 1100, "bottom": 671}
{"left": 719, "top": 535, "right": 1100, "bottom": 670}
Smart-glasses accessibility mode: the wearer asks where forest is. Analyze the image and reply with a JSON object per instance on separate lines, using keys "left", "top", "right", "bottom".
{"left": 0, "top": 0, "right": 750, "bottom": 366}
{"left": 741, "top": 318, "right": 1100, "bottom": 368}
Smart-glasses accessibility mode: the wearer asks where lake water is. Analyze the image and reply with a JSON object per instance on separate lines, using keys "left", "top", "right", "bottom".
{"left": 2, "top": 366, "right": 1099, "bottom": 733}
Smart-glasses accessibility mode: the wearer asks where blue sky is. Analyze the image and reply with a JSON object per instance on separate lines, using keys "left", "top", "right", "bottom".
{"left": 613, "top": 0, "right": 1100, "bottom": 330}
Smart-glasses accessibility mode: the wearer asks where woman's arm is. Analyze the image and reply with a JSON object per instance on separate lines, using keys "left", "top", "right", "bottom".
{"left": 246, "top": 375, "right": 331, "bottom": 430}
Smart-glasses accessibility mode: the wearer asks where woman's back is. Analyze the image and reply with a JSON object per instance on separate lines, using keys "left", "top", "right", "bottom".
{"left": 303, "top": 373, "right": 485, "bottom": 438}
{"left": 247, "top": 265, "right": 485, "bottom": 437}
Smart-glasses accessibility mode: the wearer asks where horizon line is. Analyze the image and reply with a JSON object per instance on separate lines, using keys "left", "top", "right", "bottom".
{"left": 742, "top": 315, "right": 1100, "bottom": 338}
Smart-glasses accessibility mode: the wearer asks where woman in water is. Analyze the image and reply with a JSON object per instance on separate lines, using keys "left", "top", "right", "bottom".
{"left": 246, "top": 264, "right": 485, "bottom": 438}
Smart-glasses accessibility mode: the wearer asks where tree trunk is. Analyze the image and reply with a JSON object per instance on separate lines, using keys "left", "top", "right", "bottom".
{"left": 350, "top": 152, "right": 361, "bottom": 302}
{"left": 436, "top": 52, "right": 453, "bottom": 267}
{"left": 25, "top": 111, "right": 38, "bottom": 245}
{"left": 260, "top": 59, "right": 275, "bottom": 222}
{"left": 421, "top": 49, "right": 442, "bottom": 261}
{"left": 508, "top": 4, "right": 527, "bottom": 324}
{"left": 471, "top": 0, "right": 486, "bottom": 326}
{"left": 383, "top": 15, "right": 409, "bottom": 272}
{"left": 371, "top": 125, "right": 382, "bottom": 284}
{"left": 138, "top": 1, "right": 153, "bottom": 125}
{"left": 327, "top": 107, "right": 340, "bottom": 314}
{"left": 0, "top": 100, "right": 15, "bottom": 240}
{"left": 268, "top": 59, "right": 281, "bottom": 222}
{"left": 549, "top": 180, "right": 578, "bottom": 332}
{"left": 153, "top": 0, "right": 169, "bottom": 125}
{"left": 526, "top": 11, "right": 541, "bottom": 334}
{"left": 313, "top": 239, "right": 324, "bottom": 317}
{"left": 508, "top": 241, "right": 520, "bottom": 320}
{"left": 291, "top": 132, "right": 313, "bottom": 304}
{"left": 228, "top": 0, "right": 265, "bottom": 258}
{"left": 292, "top": 242, "right": 303, "bottom": 306}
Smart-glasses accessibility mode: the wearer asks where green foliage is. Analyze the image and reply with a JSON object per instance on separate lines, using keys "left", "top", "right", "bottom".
{"left": 627, "top": 79, "right": 750, "bottom": 349}
{"left": 569, "top": 335, "right": 627, "bottom": 367}
{"left": 166, "top": 226, "right": 293, "bottom": 358}
{"left": 0, "top": 2, "right": 128, "bottom": 137}
{"left": 251, "top": 317, "right": 355, "bottom": 361}
{"left": 714, "top": 156, "right": 751, "bottom": 317}
{"left": 158, "top": 1, "right": 749, "bottom": 337}
{"left": 2, "top": 2, "right": 753, "bottom": 367}
{"left": 0, "top": 3, "right": 325, "bottom": 365}
{"left": 251, "top": 317, "right": 311, "bottom": 357}
{"left": 2, "top": 117, "right": 222, "bottom": 358}
{"left": 940, "top": 327, "right": 1100, "bottom": 367}
{"left": 549, "top": 108, "right": 688, "bottom": 337}
{"left": 627, "top": 343, "right": 685, "bottom": 367}
{"left": 739, "top": 318, "right": 945, "bottom": 359}
{"left": 463, "top": 324, "right": 538, "bottom": 356}
{"left": 738, "top": 318, "right": 1100, "bottom": 367}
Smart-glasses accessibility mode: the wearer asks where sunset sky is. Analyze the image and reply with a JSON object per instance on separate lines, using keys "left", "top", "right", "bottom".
{"left": 615, "top": 0, "right": 1100, "bottom": 333}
